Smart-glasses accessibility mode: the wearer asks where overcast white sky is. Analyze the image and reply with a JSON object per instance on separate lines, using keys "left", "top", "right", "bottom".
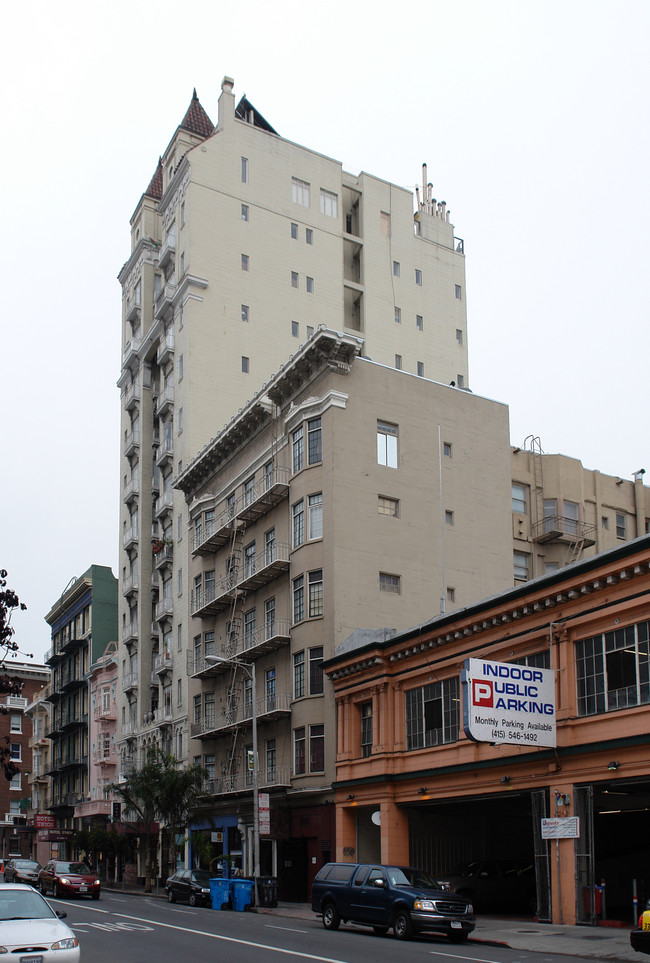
{"left": 2, "top": 0, "right": 649, "bottom": 663}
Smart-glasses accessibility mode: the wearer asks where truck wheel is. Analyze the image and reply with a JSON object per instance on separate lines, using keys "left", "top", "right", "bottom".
{"left": 373, "top": 926, "right": 389, "bottom": 936}
{"left": 449, "top": 931, "right": 468, "bottom": 943}
{"left": 322, "top": 902, "right": 341, "bottom": 930}
{"left": 393, "top": 909, "right": 413, "bottom": 940}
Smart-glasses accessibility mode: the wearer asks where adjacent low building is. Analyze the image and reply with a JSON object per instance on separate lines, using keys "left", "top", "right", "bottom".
{"left": 325, "top": 532, "right": 650, "bottom": 925}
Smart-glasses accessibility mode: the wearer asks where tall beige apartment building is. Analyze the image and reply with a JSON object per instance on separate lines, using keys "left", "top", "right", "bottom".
{"left": 174, "top": 327, "right": 512, "bottom": 897}
{"left": 116, "top": 80, "right": 468, "bottom": 789}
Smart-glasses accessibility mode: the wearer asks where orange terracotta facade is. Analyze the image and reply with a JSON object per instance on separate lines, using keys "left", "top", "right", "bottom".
{"left": 327, "top": 534, "right": 650, "bottom": 925}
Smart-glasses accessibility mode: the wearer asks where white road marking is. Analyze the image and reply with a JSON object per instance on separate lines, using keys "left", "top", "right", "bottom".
{"left": 429, "top": 952, "right": 502, "bottom": 963}
{"left": 105, "top": 909, "right": 354, "bottom": 962}
{"left": 266, "top": 924, "right": 310, "bottom": 933}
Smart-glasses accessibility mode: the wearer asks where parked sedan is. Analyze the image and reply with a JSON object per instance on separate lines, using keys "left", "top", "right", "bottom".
{"left": 39, "top": 860, "right": 101, "bottom": 899}
{"left": 3, "top": 858, "right": 41, "bottom": 886}
{"left": 166, "top": 869, "right": 212, "bottom": 906}
{"left": 0, "top": 883, "right": 79, "bottom": 961}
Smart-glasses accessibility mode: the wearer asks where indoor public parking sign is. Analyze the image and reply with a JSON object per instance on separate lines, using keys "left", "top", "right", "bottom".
{"left": 462, "top": 658, "right": 556, "bottom": 747}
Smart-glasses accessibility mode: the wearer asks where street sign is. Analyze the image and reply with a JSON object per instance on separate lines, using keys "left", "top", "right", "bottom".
{"left": 541, "top": 817, "right": 580, "bottom": 838}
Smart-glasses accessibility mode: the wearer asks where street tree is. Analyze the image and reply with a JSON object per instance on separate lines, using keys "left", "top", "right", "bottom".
{"left": 0, "top": 569, "right": 31, "bottom": 780}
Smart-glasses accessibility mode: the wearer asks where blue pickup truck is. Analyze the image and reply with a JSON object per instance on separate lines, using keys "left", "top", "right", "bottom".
{"left": 311, "top": 863, "right": 475, "bottom": 942}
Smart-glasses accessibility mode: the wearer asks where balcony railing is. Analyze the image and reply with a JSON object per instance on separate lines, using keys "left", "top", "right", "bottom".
{"left": 122, "top": 526, "right": 138, "bottom": 550}
{"left": 192, "top": 468, "right": 290, "bottom": 556}
{"left": 125, "top": 291, "right": 141, "bottom": 323}
{"left": 191, "top": 544, "right": 289, "bottom": 619}
{"left": 122, "top": 337, "right": 142, "bottom": 368}
{"left": 124, "top": 429, "right": 140, "bottom": 457}
{"left": 123, "top": 379, "right": 141, "bottom": 410}
{"left": 155, "top": 437, "right": 173, "bottom": 467}
{"left": 153, "top": 650, "right": 173, "bottom": 674}
{"left": 204, "top": 767, "right": 291, "bottom": 796}
{"left": 92, "top": 746, "right": 117, "bottom": 766}
{"left": 189, "top": 619, "right": 290, "bottom": 677}
{"left": 94, "top": 702, "right": 117, "bottom": 721}
{"left": 190, "top": 692, "right": 291, "bottom": 737}
{"left": 532, "top": 515, "right": 596, "bottom": 546}
{"left": 154, "top": 597, "right": 174, "bottom": 622}
{"left": 158, "top": 234, "right": 176, "bottom": 271}
{"left": 123, "top": 574, "right": 139, "bottom": 597}
{"left": 154, "top": 281, "right": 176, "bottom": 322}
{"left": 154, "top": 384, "right": 175, "bottom": 417}
{"left": 157, "top": 333, "right": 175, "bottom": 365}
{"left": 122, "top": 671, "right": 139, "bottom": 693}
{"left": 154, "top": 491, "right": 173, "bottom": 519}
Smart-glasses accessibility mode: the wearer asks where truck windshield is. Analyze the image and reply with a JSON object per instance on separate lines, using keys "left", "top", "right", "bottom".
{"left": 389, "top": 867, "right": 442, "bottom": 889}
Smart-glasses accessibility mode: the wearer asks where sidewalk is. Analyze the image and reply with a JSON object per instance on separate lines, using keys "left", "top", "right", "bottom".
{"left": 105, "top": 887, "right": 639, "bottom": 961}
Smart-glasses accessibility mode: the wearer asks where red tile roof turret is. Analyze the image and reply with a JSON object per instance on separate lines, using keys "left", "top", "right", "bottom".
{"left": 145, "top": 157, "right": 163, "bottom": 200}
{"left": 180, "top": 89, "right": 214, "bottom": 138}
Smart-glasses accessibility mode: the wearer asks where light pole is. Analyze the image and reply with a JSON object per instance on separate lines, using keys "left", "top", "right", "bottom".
{"left": 205, "top": 655, "right": 259, "bottom": 903}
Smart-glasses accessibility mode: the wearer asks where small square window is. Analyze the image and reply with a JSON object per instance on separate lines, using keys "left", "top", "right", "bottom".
{"left": 306, "top": 325, "right": 314, "bottom": 338}
{"left": 616, "top": 513, "right": 626, "bottom": 539}
{"left": 241, "top": 157, "right": 249, "bottom": 183}
{"left": 241, "top": 304, "right": 249, "bottom": 323}
{"left": 514, "top": 550, "right": 529, "bottom": 580}
{"left": 393, "top": 261, "right": 400, "bottom": 277}
{"left": 379, "top": 572, "right": 400, "bottom": 594}
{"left": 291, "top": 271, "right": 299, "bottom": 288}
{"left": 394, "top": 306, "right": 401, "bottom": 324}
{"left": 180, "top": 201, "right": 185, "bottom": 226}
{"left": 378, "top": 496, "right": 399, "bottom": 517}
{"left": 446, "top": 587, "right": 455, "bottom": 603}
{"left": 455, "top": 284, "right": 462, "bottom": 299}
{"left": 417, "top": 361, "right": 424, "bottom": 377}
{"left": 445, "top": 510, "right": 454, "bottom": 525}
{"left": 320, "top": 189, "right": 338, "bottom": 217}
{"left": 291, "top": 222, "right": 298, "bottom": 239}
{"left": 443, "top": 442, "right": 452, "bottom": 457}
{"left": 241, "top": 204, "right": 249, "bottom": 221}
{"left": 305, "top": 228, "right": 313, "bottom": 245}
{"left": 395, "top": 354, "right": 402, "bottom": 370}
{"left": 415, "top": 268, "right": 422, "bottom": 285}
{"left": 241, "top": 254, "right": 249, "bottom": 271}
{"left": 291, "top": 321, "right": 299, "bottom": 338}
{"left": 416, "top": 314, "right": 423, "bottom": 331}
{"left": 306, "top": 276, "right": 314, "bottom": 293}
{"left": 242, "top": 356, "right": 249, "bottom": 373}
{"left": 457, "top": 374, "right": 465, "bottom": 388}
{"left": 601, "top": 516, "right": 609, "bottom": 530}
{"left": 456, "top": 328, "right": 463, "bottom": 345}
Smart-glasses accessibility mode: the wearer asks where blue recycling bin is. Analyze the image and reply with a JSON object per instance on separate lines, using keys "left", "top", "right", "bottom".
{"left": 210, "top": 878, "right": 232, "bottom": 910}
{"left": 231, "top": 878, "right": 254, "bottom": 911}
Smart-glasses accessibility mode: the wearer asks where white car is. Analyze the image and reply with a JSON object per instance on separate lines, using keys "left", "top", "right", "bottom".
{"left": 0, "top": 883, "right": 80, "bottom": 961}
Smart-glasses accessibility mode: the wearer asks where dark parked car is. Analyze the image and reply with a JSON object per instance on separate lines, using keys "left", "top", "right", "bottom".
{"left": 3, "top": 859, "right": 41, "bottom": 886}
{"left": 38, "top": 860, "right": 101, "bottom": 899}
{"left": 166, "top": 869, "right": 212, "bottom": 906}
{"left": 439, "top": 859, "right": 536, "bottom": 912}
{"left": 312, "top": 862, "right": 475, "bottom": 942}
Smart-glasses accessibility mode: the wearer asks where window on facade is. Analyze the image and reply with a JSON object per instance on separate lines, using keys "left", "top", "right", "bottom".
{"left": 416, "top": 314, "right": 423, "bottom": 331}
{"left": 378, "top": 495, "right": 399, "bottom": 517}
{"left": 512, "top": 483, "right": 527, "bottom": 514}
{"left": 456, "top": 328, "right": 463, "bottom": 345}
{"left": 379, "top": 572, "right": 400, "bottom": 594}
{"left": 291, "top": 271, "right": 299, "bottom": 288}
{"left": 244, "top": 608, "right": 256, "bottom": 645}
{"left": 265, "top": 668, "right": 276, "bottom": 710}
{"left": 291, "top": 320, "right": 299, "bottom": 338}
{"left": 405, "top": 676, "right": 460, "bottom": 749}
{"left": 264, "top": 597, "right": 275, "bottom": 638}
{"left": 9, "top": 714, "right": 21, "bottom": 734}
{"left": 266, "top": 738, "right": 276, "bottom": 779}
{"left": 291, "top": 222, "right": 298, "bottom": 239}
{"left": 242, "top": 356, "right": 249, "bottom": 373}
{"left": 292, "top": 499, "right": 305, "bottom": 547}
{"left": 563, "top": 500, "right": 579, "bottom": 535}
{"left": 512, "top": 650, "right": 551, "bottom": 670}
{"left": 241, "top": 157, "right": 249, "bottom": 183}
{"left": 241, "top": 204, "right": 249, "bottom": 221}
{"left": 394, "top": 306, "right": 401, "bottom": 324}
{"left": 616, "top": 513, "right": 626, "bottom": 539}
{"left": 443, "top": 442, "right": 452, "bottom": 458}
{"left": 308, "top": 493, "right": 323, "bottom": 539}
{"left": 360, "top": 702, "right": 373, "bottom": 757}
{"left": 320, "top": 189, "right": 338, "bottom": 217}
{"left": 294, "top": 727, "right": 306, "bottom": 774}
{"left": 309, "top": 724, "right": 325, "bottom": 771}
{"left": 455, "top": 284, "right": 462, "bottom": 299}
{"left": 292, "top": 426, "right": 304, "bottom": 473}
{"left": 264, "top": 527, "right": 276, "bottom": 565}
{"left": 244, "top": 541, "right": 256, "bottom": 577}
{"left": 294, "top": 651, "right": 305, "bottom": 699}
{"left": 309, "top": 646, "right": 324, "bottom": 694}
{"left": 417, "top": 361, "right": 424, "bottom": 377}
{"left": 395, "top": 354, "right": 402, "bottom": 370}
{"left": 514, "top": 551, "right": 530, "bottom": 580}
{"left": 10, "top": 772, "right": 21, "bottom": 790}
{"left": 308, "top": 570, "right": 323, "bottom": 617}
{"left": 306, "top": 228, "right": 313, "bottom": 244}
{"left": 447, "top": 586, "right": 455, "bottom": 603}
{"left": 291, "top": 177, "right": 310, "bottom": 207}
{"left": 602, "top": 516, "right": 609, "bottom": 530}
{"left": 10, "top": 744, "right": 20, "bottom": 761}
{"left": 415, "top": 268, "right": 422, "bottom": 285}
{"left": 241, "top": 304, "right": 249, "bottom": 323}
{"left": 576, "top": 621, "right": 650, "bottom": 715}
{"left": 306, "top": 276, "right": 314, "bottom": 293}
{"left": 377, "top": 421, "right": 398, "bottom": 468}
{"left": 445, "top": 510, "right": 454, "bottom": 526}
{"left": 393, "top": 261, "right": 400, "bottom": 277}
{"left": 457, "top": 374, "right": 465, "bottom": 388}
{"left": 293, "top": 575, "right": 304, "bottom": 623}
{"left": 307, "top": 418, "right": 322, "bottom": 464}
{"left": 241, "top": 254, "right": 249, "bottom": 271}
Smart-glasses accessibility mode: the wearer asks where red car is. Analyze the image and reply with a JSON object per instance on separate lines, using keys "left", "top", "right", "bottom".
{"left": 38, "top": 859, "right": 101, "bottom": 899}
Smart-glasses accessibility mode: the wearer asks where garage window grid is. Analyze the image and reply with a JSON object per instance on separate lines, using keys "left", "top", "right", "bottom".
{"left": 405, "top": 677, "right": 459, "bottom": 749}
{"left": 575, "top": 620, "right": 650, "bottom": 715}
